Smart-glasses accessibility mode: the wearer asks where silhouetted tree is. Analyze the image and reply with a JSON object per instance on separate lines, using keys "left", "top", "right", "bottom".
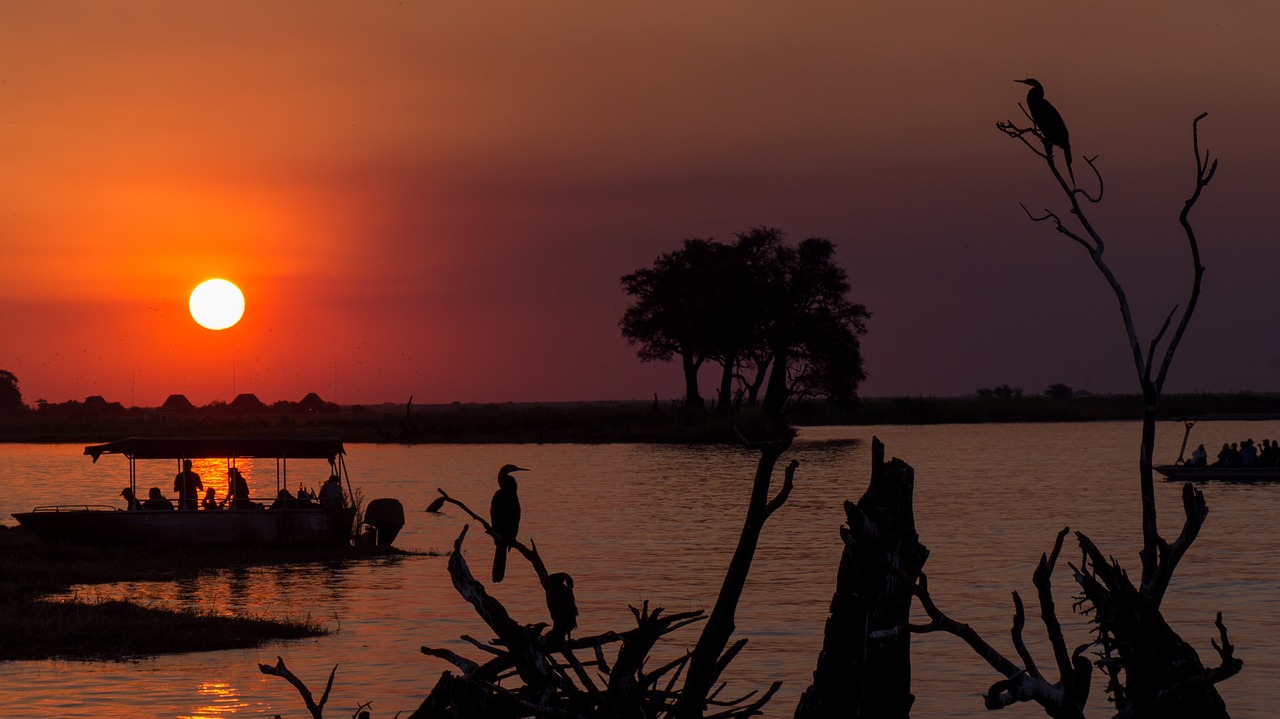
{"left": 0, "top": 370, "right": 24, "bottom": 411}
{"left": 620, "top": 229, "right": 869, "bottom": 417}
{"left": 1044, "top": 383, "right": 1075, "bottom": 400}
{"left": 621, "top": 240, "right": 751, "bottom": 411}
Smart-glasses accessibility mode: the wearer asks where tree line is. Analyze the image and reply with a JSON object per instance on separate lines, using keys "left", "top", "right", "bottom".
{"left": 620, "top": 227, "right": 869, "bottom": 417}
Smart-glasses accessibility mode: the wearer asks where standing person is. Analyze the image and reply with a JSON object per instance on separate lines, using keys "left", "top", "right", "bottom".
{"left": 319, "top": 474, "right": 344, "bottom": 510}
{"left": 227, "top": 467, "right": 251, "bottom": 509}
{"left": 174, "top": 459, "right": 203, "bottom": 510}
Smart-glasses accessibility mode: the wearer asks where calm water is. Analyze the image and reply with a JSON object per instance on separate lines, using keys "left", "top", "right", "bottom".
{"left": 1, "top": 422, "right": 1276, "bottom": 718}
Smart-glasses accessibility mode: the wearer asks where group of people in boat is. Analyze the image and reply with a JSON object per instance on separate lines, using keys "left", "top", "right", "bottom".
{"left": 119, "top": 460, "right": 346, "bottom": 511}
{"left": 1187, "top": 438, "right": 1280, "bottom": 468}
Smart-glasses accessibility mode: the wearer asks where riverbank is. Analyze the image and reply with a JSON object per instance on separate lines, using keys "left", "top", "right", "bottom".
{"left": 1, "top": 392, "right": 1277, "bottom": 444}
{"left": 0, "top": 525, "right": 416, "bottom": 661}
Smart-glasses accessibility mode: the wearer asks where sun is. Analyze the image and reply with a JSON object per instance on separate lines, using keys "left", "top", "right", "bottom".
{"left": 189, "top": 279, "right": 245, "bottom": 330}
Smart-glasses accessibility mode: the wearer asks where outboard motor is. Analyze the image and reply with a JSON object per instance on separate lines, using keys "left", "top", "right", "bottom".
{"left": 363, "top": 498, "right": 405, "bottom": 546}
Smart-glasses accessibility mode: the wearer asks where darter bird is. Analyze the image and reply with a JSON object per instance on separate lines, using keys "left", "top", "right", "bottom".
{"left": 1016, "top": 78, "right": 1074, "bottom": 185}
{"left": 545, "top": 572, "right": 579, "bottom": 646}
{"left": 490, "top": 464, "right": 527, "bottom": 583}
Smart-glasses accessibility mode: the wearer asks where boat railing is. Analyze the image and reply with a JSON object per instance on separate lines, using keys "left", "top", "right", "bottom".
{"left": 29, "top": 505, "right": 121, "bottom": 513}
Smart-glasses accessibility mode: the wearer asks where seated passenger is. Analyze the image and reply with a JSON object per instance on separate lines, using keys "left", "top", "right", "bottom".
{"left": 269, "top": 488, "right": 296, "bottom": 510}
{"left": 202, "top": 487, "right": 220, "bottom": 511}
{"left": 143, "top": 487, "right": 175, "bottom": 510}
{"left": 1189, "top": 444, "right": 1208, "bottom": 467}
{"left": 120, "top": 487, "right": 142, "bottom": 511}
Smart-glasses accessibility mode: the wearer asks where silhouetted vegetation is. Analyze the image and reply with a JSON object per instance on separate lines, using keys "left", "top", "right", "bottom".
{"left": 620, "top": 227, "right": 870, "bottom": 417}
{"left": 0, "top": 370, "right": 22, "bottom": 411}
{"left": 1, "top": 393, "right": 1278, "bottom": 444}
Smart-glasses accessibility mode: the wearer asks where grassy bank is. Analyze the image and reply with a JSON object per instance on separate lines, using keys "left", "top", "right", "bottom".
{"left": 0, "top": 525, "right": 415, "bottom": 661}
{"left": 1, "top": 393, "right": 1277, "bottom": 445}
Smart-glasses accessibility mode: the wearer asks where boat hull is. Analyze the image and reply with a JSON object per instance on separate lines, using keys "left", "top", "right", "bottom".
{"left": 11, "top": 507, "right": 356, "bottom": 546}
{"left": 1155, "top": 465, "right": 1280, "bottom": 482}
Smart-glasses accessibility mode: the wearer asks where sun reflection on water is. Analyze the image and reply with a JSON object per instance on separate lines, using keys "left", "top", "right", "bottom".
{"left": 176, "top": 680, "right": 250, "bottom": 718}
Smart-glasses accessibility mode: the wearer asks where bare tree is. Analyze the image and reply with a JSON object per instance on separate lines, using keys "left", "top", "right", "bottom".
{"left": 912, "top": 100, "right": 1245, "bottom": 716}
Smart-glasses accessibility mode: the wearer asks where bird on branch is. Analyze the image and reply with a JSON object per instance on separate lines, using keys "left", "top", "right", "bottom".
{"left": 489, "top": 464, "right": 527, "bottom": 583}
{"left": 1016, "top": 78, "right": 1074, "bottom": 185}
{"left": 545, "top": 572, "right": 579, "bottom": 646}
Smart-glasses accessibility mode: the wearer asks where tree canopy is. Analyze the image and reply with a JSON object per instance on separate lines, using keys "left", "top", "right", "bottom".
{"left": 0, "top": 370, "right": 23, "bottom": 411}
{"left": 620, "top": 228, "right": 869, "bottom": 416}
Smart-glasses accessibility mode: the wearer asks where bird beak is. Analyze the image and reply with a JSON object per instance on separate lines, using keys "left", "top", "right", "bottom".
{"left": 513, "top": 466, "right": 529, "bottom": 473}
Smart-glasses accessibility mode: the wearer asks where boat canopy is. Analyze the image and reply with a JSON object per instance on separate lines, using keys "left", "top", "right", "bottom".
{"left": 84, "top": 437, "right": 345, "bottom": 462}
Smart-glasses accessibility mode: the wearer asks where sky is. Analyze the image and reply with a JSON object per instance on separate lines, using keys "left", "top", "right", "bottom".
{"left": 3, "top": 2, "right": 1279, "bottom": 407}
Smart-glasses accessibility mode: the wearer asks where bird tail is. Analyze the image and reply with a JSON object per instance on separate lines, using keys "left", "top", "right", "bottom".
{"left": 1065, "top": 149, "right": 1075, "bottom": 186}
{"left": 493, "top": 544, "right": 508, "bottom": 583}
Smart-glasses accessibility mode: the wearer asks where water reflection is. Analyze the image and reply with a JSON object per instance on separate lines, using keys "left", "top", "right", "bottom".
{"left": 2, "top": 425, "right": 1278, "bottom": 718}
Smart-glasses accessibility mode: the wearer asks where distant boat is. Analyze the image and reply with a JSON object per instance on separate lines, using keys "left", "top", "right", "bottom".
{"left": 1155, "top": 416, "right": 1280, "bottom": 483}
{"left": 11, "top": 436, "right": 379, "bottom": 546}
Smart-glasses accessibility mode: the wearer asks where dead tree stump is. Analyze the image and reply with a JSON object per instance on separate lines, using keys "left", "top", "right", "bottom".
{"left": 794, "top": 436, "right": 927, "bottom": 719}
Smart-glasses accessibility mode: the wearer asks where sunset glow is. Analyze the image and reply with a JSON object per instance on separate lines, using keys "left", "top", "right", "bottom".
{"left": 189, "top": 280, "right": 245, "bottom": 331}
{"left": 2, "top": 3, "right": 1278, "bottom": 406}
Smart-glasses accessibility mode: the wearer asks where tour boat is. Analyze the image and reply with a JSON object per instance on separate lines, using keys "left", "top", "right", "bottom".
{"left": 12, "top": 436, "right": 370, "bottom": 546}
{"left": 1155, "top": 416, "right": 1280, "bottom": 482}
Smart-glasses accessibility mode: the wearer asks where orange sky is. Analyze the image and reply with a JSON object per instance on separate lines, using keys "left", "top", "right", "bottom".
{"left": 3, "top": 2, "right": 1279, "bottom": 406}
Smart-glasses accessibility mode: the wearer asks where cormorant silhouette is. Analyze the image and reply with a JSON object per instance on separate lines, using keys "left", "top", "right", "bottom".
{"left": 489, "top": 463, "right": 527, "bottom": 583}
{"left": 1016, "top": 78, "right": 1073, "bottom": 184}
{"left": 545, "top": 572, "right": 578, "bottom": 646}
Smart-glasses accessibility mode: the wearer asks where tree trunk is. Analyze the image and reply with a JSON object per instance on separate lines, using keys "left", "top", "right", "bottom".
{"left": 794, "top": 437, "right": 926, "bottom": 719}
{"left": 681, "top": 350, "right": 704, "bottom": 411}
{"left": 716, "top": 355, "right": 736, "bottom": 415}
{"left": 761, "top": 349, "right": 790, "bottom": 417}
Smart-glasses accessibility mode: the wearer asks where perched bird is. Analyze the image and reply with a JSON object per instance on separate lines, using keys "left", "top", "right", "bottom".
{"left": 1016, "top": 78, "right": 1073, "bottom": 184}
{"left": 545, "top": 572, "right": 579, "bottom": 646}
{"left": 489, "top": 464, "right": 527, "bottom": 583}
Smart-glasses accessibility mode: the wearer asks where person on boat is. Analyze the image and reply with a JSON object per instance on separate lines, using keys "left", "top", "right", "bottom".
{"left": 1211, "top": 443, "right": 1233, "bottom": 468}
{"left": 202, "top": 487, "right": 220, "bottom": 511}
{"left": 120, "top": 487, "right": 142, "bottom": 511}
{"left": 225, "top": 467, "right": 251, "bottom": 509}
{"left": 269, "top": 487, "right": 296, "bottom": 510}
{"left": 1239, "top": 439, "right": 1257, "bottom": 468}
{"left": 173, "top": 459, "right": 204, "bottom": 510}
{"left": 1189, "top": 444, "right": 1208, "bottom": 467}
{"left": 143, "top": 487, "right": 175, "bottom": 510}
{"left": 319, "top": 474, "right": 344, "bottom": 510}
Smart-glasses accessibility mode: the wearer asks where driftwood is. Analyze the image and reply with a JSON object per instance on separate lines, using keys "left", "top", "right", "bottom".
{"left": 258, "top": 656, "right": 337, "bottom": 719}
{"left": 794, "top": 436, "right": 927, "bottom": 719}
{"left": 412, "top": 434, "right": 795, "bottom": 718}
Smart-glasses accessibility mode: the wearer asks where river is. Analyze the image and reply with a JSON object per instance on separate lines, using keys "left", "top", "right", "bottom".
{"left": 0, "top": 421, "right": 1276, "bottom": 717}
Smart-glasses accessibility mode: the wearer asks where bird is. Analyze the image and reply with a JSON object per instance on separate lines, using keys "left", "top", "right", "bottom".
{"left": 489, "top": 463, "right": 527, "bottom": 583}
{"left": 1016, "top": 78, "right": 1074, "bottom": 185}
{"left": 545, "top": 572, "right": 579, "bottom": 647}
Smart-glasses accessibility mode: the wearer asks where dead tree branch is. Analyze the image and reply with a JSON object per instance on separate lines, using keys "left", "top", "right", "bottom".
{"left": 258, "top": 656, "right": 337, "bottom": 719}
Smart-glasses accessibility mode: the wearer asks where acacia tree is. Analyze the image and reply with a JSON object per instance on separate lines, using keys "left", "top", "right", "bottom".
{"left": 620, "top": 239, "right": 752, "bottom": 411}
{"left": 620, "top": 229, "right": 869, "bottom": 417}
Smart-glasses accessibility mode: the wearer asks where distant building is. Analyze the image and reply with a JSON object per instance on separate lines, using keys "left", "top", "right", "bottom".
{"left": 298, "top": 392, "right": 328, "bottom": 413}
{"left": 160, "top": 394, "right": 195, "bottom": 412}
{"left": 83, "top": 395, "right": 110, "bottom": 411}
{"left": 229, "top": 393, "right": 268, "bottom": 413}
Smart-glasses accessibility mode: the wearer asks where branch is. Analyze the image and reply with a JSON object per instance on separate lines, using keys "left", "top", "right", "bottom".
{"left": 258, "top": 656, "right": 336, "bottom": 719}
{"left": 765, "top": 459, "right": 798, "bottom": 517}
{"left": 1147, "top": 482, "right": 1209, "bottom": 605}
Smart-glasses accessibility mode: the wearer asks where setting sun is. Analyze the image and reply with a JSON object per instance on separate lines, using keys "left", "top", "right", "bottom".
{"left": 189, "top": 279, "right": 245, "bottom": 330}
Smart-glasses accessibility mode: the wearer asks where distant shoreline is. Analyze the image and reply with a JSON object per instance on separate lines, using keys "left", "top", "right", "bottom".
{"left": 2, "top": 392, "right": 1277, "bottom": 445}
